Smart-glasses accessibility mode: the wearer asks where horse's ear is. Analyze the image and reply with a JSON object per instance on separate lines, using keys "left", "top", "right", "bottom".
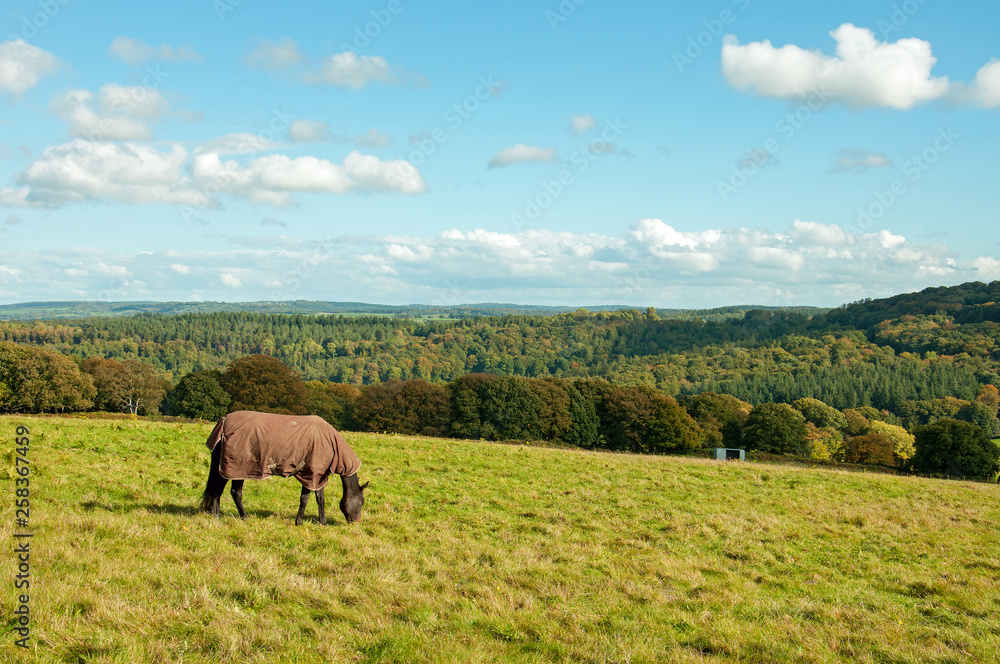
{"left": 360, "top": 481, "right": 370, "bottom": 491}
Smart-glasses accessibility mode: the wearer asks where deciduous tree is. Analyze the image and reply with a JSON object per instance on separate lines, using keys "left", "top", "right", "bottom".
{"left": 164, "top": 370, "right": 230, "bottom": 420}
{"left": 910, "top": 419, "right": 1000, "bottom": 479}
{"left": 219, "top": 354, "right": 307, "bottom": 415}
{"left": 742, "top": 403, "right": 808, "bottom": 455}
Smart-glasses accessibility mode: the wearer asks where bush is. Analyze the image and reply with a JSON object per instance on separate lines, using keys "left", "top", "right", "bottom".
{"left": 843, "top": 432, "right": 896, "bottom": 466}
{"left": 910, "top": 418, "right": 1000, "bottom": 480}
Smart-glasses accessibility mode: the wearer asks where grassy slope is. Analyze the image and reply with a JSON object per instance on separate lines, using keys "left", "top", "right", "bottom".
{"left": 2, "top": 416, "right": 999, "bottom": 663}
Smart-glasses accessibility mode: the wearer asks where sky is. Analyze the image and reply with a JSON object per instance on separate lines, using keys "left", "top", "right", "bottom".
{"left": 0, "top": 0, "right": 998, "bottom": 309}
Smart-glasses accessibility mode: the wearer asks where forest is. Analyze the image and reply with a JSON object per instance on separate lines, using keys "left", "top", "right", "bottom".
{"left": 1, "top": 280, "right": 999, "bottom": 478}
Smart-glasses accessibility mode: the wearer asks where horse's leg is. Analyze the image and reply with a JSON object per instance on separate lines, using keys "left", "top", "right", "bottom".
{"left": 200, "top": 444, "right": 228, "bottom": 517}
{"left": 230, "top": 479, "right": 248, "bottom": 519}
{"left": 296, "top": 485, "right": 311, "bottom": 526}
{"left": 316, "top": 488, "right": 327, "bottom": 525}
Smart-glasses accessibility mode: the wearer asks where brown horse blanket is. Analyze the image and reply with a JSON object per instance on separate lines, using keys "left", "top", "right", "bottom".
{"left": 205, "top": 411, "right": 361, "bottom": 491}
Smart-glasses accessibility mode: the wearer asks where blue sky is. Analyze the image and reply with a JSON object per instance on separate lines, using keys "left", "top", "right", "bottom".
{"left": 1, "top": 0, "right": 998, "bottom": 308}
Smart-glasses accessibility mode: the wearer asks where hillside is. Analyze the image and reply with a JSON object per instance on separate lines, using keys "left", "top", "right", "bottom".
{"left": 3, "top": 415, "right": 998, "bottom": 663}
{"left": 0, "top": 299, "right": 825, "bottom": 322}
{"left": 0, "top": 282, "right": 996, "bottom": 412}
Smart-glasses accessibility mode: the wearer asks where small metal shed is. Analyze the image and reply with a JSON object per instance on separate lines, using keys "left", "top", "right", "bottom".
{"left": 715, "top": 448, "right": 745, "bottom": 461}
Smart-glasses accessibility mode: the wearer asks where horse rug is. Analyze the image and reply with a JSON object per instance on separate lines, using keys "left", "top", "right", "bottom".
{"left": 205, "top": 411, "right": 361, "bottom": 491}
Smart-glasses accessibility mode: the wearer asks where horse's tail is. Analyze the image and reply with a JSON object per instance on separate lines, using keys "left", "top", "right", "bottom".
{"left": 200, "top": 443, "right": 227, "bottom": 513}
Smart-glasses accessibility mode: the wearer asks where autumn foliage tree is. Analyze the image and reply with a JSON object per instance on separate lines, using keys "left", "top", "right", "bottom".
{"left": 601, "top": 385, "right": 703, "bottom": 454}
{"left": 843, "top": 432, "right": 896, "bottom": 466}
{"left": 218, "top": 354, "right": 307, "bottom": 415}
{"left": 0, "top": 342, "right": 95, "bottom": 413}
{"left": 305, "top": 380, "right": 360, "bottom": 430}
{"left": 81, "top": 357, "right": 167, "bottom": 415}
{"left": 678, "top": 392, "right": 750, "bottom": 448}
{"left": 354, "top": 379, "right": 451, "bottom": 437}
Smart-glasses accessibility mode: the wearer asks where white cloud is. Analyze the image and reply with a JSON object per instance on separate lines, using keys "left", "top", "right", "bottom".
{"left": 488, "top": 144, "right": 558, "bottom": 168}
{"left": 971, "top": 256, "right": 1000, "bottom": 280}
{"left": 0, "top": 224, "right": 984, "bottom": 306}
{"left": 307, "top": 51, "right": 399, "bottom": 89}
{"left": 569, "top": 114, "right": 596, "bottom": 135}
{"left": 8, "top": 136, "right": 425, "bottom": 208}
{"left": 628, "top": 218, "right": 702, "bottom": 249}
{"left": 220, "top": 272, "right": 242, "bottom": 288}
{"left": 243, "top": 38, "right": 305, "bottom": 70}
{"left": 49, "top": 84, "right": 173, "bottom": 141}
{"left": 244, "top": 42, "right": 423, "bottom": 89}
{"left": 788, "top": 220, "right": 852, "bottom": 248}
{"left": 830, "top": 148, "right": 892, "bottom": 173}
{"left": 10, "top": 140, "right": 207, "bottom": 208}
{"left": 0, "top": 187, "right": 41, "bottom": 208}
{"left": 968, "top": 59, "right": 1000, "bottom": 108}
{"left": 109, "top": 37, "right": 203, "bottom": 66}
{"left": 589, "top": 142, "right": 634, "bottom": 158}
{"left": 721, "top": 24, "right": 950, "bottom": 109}
{"left": 0, "top": 39, "right": 60, "bottom": 98}
{"left": 288, "top": 120, "right": 334, "bottom": 144}
{"left": 5, "top": 213, "right": 22, "bottom": 225}
{"left": 354, "top": 128, "right": 394, "bottom": 149}
{"left": 189, "top": 150, "right": 427, "bottom": 205}
{"left": 194, "top": 132, "right": 281, "bottom": 156}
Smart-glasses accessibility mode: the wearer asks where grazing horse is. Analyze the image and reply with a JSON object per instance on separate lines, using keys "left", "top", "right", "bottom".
{"left": 200, "top": 410, "right": 368, "bottom": 524}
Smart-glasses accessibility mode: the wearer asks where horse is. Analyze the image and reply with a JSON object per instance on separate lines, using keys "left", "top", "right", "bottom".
{"left": 199, "top": 410, "right": 369, "bottom": 524}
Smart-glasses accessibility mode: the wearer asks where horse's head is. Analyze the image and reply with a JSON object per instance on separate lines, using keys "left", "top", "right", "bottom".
{"left": 339, "top": 474, "right": 369, "bottom": 523}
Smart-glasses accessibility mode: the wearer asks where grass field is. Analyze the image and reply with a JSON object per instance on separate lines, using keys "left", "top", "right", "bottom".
{"left": 2, "top": 415, "right": 999, "bottom": 663}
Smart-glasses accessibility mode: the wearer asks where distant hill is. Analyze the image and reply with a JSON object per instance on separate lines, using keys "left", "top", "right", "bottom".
{"left": 0, "top": 299, "right": 828, "bottom": 322}
{"left": 821, "top": 281, "right": 1000, "bottom": 332}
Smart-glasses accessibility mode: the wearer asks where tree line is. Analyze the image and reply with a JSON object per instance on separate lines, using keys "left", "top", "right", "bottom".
{"left": 2, "top": 346, "right": 997, "bottom": 480}
{"left": 0, "top": 308, "right": 996, "bottom": 407}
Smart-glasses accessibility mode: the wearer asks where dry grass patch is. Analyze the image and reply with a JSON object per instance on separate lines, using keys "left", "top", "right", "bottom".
{"left": 1, "top": 415, "right": 999, "bottom": 663}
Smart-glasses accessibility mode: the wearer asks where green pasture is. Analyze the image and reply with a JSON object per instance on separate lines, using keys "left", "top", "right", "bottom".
{"left": 1, "top": 415, "right": 999, "bottom": 663}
